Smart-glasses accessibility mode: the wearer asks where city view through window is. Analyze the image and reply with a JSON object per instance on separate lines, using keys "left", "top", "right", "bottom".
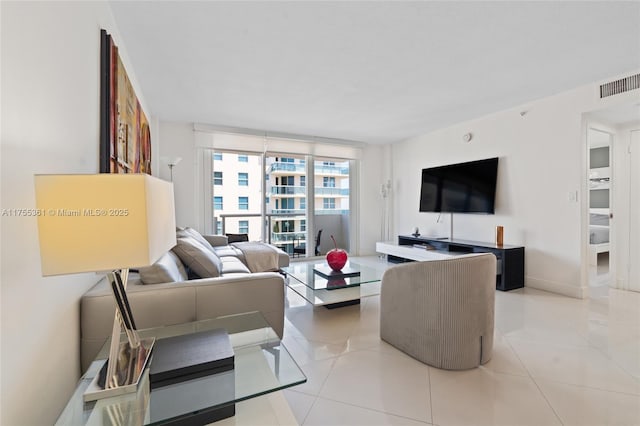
{"left": 212, "top": 152, "right": 350, "bottom": 255}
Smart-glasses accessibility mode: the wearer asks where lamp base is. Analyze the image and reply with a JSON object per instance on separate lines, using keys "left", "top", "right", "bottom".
{"left": 84, "top": 337, "right": 155, "bottom": 402}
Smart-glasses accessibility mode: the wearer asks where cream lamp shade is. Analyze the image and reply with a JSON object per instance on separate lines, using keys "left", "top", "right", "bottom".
{"left": 34, "top": 174, "right": 176, "bottom": 275}
{"left": 34, "top": 173, "right": 176, "bottom": 401}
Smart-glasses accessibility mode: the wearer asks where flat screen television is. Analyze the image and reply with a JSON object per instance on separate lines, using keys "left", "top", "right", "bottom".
{"left": 419, "top": 157, "right": 499, "bottom": 214}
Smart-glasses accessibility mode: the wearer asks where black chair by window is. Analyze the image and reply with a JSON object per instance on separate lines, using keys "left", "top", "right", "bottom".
{"left": 293, "top": 229, "right": 322, "bottom": 258}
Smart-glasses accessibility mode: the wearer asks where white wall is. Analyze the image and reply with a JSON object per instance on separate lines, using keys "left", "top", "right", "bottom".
{"left": 358, "top": 144, "right": 389, "bottom": 255}
{"left": 391, "top": 78, "right": 639, "bottom": 298}
{"left": 158, "top": 121, "right": 199, "bottom": 228}
{"left": 1, "top": 2, "right": 152, "bottom": 424}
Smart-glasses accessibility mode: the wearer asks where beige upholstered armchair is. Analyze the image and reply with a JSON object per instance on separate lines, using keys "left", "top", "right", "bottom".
{"left": 380, "top": 253, "right": 497, "bottom": 370}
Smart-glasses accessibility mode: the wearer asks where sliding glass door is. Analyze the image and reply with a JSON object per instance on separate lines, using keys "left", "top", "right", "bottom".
{"left": 313, "top": 158, "right": 350, "bottom": 255}
{"left": 265, "top": 154, "right": 307, "bottom": 255}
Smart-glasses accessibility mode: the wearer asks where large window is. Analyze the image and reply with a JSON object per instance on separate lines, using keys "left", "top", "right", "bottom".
{"left": 281, "top": 220, "right": 294, "bottom": 232}
{"left": 266, "top": 154, "right": 307, "bottom": 254}
{"left": 211, "top": 151, "right": 263, "bottom": 241}
{"left": 203, "top": 142, "right": 355, "bottom": 256}
{"left": 238, "top": 172, "right": 248, "bottom": 186}
{"left": 312, "top": 158, "right": 350, "bottom": 255}
{"left": 214, "top": 171, "right": 223, "bottom": 185}
{"left": 238, "top": 196, "right": 249, "bottom": 210}
{"left": 279, "top": 176, "right": 294, "bottom": 186}
{"left": 214, "top": 196, "right": 223, "bottom": 210}
{"left": 280, "top": 198, "right": 294, "bottom": 210}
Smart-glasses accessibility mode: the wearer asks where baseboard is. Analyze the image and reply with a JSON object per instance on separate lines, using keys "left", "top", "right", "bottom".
{"left": 525, "top": 276, "right": 588, "bottom": 299}
{"left": 615, "top": 278, "right": 629, "bottom": 290}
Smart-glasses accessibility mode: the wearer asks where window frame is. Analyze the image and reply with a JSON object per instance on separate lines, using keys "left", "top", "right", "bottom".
{"left": 238, "top": 196, "right": 249, "bottom": 210}
{"left": 323, "top": 176, "right": 336, "bottom": 188}
{"left": 214, "top": 196, "right": 223, "bottom": 210}
{"left": 200, "top": 147, "right": 357, "bottom": 255}
{"left": 238, "top": 172, "right": 249, "bottom": 186}
{"left": 323, "top": 197, "right": 336, "bottom": 209}
{"left": 213, "top": 171, "right": 223, "bottom": 185}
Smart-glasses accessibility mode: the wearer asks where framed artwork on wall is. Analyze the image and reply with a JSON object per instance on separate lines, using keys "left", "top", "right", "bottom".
{"left": 100, "top": 29, "right": 151, "bottom": 174}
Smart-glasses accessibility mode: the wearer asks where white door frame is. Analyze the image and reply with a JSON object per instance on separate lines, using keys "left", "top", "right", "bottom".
{"left": 627, "top": 129, "right": 640, "bottom": 291}
{"left": 581, "top": 122, "right": 616, "bottom": 292}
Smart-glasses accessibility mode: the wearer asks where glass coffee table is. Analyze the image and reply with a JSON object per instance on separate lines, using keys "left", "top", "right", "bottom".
{"left": 282, "top": 257, "right": 388, "bottom": 307}
{"left": 56, "top": 311, "right": 306, "bottom": 425}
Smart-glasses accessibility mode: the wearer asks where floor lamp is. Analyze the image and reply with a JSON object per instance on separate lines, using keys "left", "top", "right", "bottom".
{"left": 34, "top": 174, "right": 176, "bottom": 400}
{"left": 380, "top": 180, "right": 392, "bottom": 241}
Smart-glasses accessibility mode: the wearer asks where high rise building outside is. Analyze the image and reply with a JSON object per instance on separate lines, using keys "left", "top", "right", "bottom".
{"left": 212, "top": 153, "right": 349, "bottom": 255}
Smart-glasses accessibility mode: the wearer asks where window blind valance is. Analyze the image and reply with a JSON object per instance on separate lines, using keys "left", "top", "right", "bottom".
{"left": 193, "top": 125, "right": 363, "bottom": 160}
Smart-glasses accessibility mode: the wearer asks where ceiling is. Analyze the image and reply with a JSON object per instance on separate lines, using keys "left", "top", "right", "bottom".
{"left": 110, "top": 1, "right": 640, "bottom": 144}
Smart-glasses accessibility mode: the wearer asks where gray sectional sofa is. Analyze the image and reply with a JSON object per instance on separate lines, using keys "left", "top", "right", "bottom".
{"left": 80, "top": 228, "right": 289, "bottom": 371}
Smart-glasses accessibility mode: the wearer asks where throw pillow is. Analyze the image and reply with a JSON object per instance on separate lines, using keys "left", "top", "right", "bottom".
{"left": 138, "top": 252, "right": 188, "bottom": 284}
{"left": 176, "top": 227, "right": 216, "bottom": 253}
{"left": 226, "top": 233, "right": 249, "bottom": 243}
{"left": 171, "top": 237, "right": 223, "bottom": 278}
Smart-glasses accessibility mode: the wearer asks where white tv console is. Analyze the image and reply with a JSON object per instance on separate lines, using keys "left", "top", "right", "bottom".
{"left": 376, "top": 241, "right": 455, "bottom": 262}
{"left": 376, "top": 235, "right": 525, "bottom": 291}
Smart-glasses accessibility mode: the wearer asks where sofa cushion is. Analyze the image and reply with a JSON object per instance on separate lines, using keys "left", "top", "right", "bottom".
{"left": 138, "top": 252, "right": 188, "bottom": 284}
{"left": 172, "top": 237, "right": 223, "bottom": 278}
{"left": 220, "top": 256, "right": 251, "bottom": 274}
{"left": 212, "top": 245, "right": 245, "bottom": 259}
{"left": 177, "top": 227, "right": 216, "bottom": 253}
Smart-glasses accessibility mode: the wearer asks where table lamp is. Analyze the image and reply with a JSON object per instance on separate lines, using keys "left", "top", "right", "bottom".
{"left": 34, "top": 174, "right": 176, "bottom": 401}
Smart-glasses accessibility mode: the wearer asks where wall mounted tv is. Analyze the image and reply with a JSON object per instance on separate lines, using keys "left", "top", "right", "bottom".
{"left": 419, "top": 157, "right": 499, "bottom": 214}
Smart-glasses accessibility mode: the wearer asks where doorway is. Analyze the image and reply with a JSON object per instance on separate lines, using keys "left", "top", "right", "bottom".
{"left": 586, "top": 127, "right": 613, "bottom": 292}
{"left": 583, "top": 102, "right": 640, "bottom": 295}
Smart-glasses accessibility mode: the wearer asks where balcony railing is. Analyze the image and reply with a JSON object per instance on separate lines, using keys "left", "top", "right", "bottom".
{"left": 271, "top": 231, "right": 305, "bottom": 243}
{"left": 270, "top": 185, "right": 305, "bottom": 195}
{"left": 315, "top": 209, "right": 349, "bottom": 215}
{"left": 216, "top": 212, "right": 346, "bottom": 256}
{"left": 215, "top": 213, "right": 305, "bottom": 254}
{"left": 269, "top": 163, "right": 306, "bottom": 173}
{"left": 314, "top": 187, "right": 349, "bottom": 196}
{"left": 314, "top": 165, "right": 349, "bottom": 175}
{"left": 270, "top": 209, "right": 305, "bottom": 214}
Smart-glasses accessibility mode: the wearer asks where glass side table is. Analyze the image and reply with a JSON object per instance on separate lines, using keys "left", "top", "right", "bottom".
{"left": 56, "top": 312, "right": 306, "bottom": 425}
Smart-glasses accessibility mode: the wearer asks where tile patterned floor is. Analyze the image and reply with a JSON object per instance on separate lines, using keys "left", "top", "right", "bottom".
{"left": 280, "top": 263, "right": 640, "bottom": 426}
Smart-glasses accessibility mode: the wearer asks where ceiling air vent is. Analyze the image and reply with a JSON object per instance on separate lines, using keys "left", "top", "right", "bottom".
{"left": 600, "top": 74, "right": 640, "bottom": 98}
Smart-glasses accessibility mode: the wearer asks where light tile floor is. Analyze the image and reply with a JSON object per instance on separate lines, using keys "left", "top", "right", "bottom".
{"left": 280, "top": 263, "right": 640, "bottom": 426}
